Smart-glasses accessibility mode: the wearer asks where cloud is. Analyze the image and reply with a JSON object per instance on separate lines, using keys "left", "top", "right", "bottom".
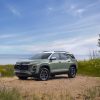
{"left": 0, "top": 34, "right": 16, "bottom": 39}
{"left": 67, "top": 4, "right": 85, "bottom": 17}
{"left": 48, "top": 7, "right": 53, "bottom": 11}
{"left": 7, "top": 5, "right": 21, "bottom": 17}
{"left": 64, "top": 0, "right": 99, "bottom": 17}
{"left": 0, "top": 35, "right": 98, "bottom": 55}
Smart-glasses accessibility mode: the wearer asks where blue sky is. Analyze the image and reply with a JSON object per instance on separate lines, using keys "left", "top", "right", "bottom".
{"left": 0, "top": 0, "right": 100, "bottom": 55}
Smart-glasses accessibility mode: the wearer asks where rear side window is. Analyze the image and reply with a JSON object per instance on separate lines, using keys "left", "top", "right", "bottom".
{"left": 60, "top": 53, "right": 69, "bottom": 60}
{"left": 67, "top": 54, "right": 75, "bottom": 59}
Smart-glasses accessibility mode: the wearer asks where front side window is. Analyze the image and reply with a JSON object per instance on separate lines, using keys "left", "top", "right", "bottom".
{"left": 30, "top": 53, "right": 51, "bottom": 59}
{"left": 51, "top": 53, "right": 60, "bottom": 60}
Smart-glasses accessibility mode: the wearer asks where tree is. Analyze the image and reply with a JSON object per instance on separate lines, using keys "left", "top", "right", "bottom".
{"left": 98, "top": 34, "right": 100, "bottom": 47}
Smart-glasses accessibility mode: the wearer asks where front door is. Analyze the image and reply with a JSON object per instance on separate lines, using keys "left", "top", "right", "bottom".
{"left": 49, "top": 53, "right": 62, "bottom": 73}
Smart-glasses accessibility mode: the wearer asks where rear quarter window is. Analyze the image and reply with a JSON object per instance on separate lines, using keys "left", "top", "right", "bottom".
{"left": 67, "top": 54, "right": 75, "bottom": 59}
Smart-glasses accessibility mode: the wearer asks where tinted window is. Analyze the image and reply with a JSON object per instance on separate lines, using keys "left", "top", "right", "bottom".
{"left": 31, "top": 53, "right": 51, "bottom": 59}
{"left": 51, "top": 53, "right": 60, "bottom": 60}
{"left": 60, "top": 53, "right": 70, "bottom": 60}
{"left": 67, "top": 54, "right": 75, "bottom": 59}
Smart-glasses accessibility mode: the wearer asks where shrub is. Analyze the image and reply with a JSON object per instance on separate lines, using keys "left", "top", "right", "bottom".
{"left": 0, "top": 65, "right": 14, "bottom": 77}
{"left": 78, "top": 59, "right": 100, "bottom": 77}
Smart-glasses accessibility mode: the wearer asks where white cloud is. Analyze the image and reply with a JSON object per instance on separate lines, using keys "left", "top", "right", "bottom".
{"left": 76, "top": 9, "right": 85, "bottom": 14}
{"left": 67, "top": 4, "right": 85, "bottom": 17}
{"left": 48, "top": 7, "right": 53, "bottom": 11}
{"left": 0, "top": 34, "right": 16, "bottom": 39}
{"left": 0, "top": 36, "right": 98, "bottom": 55}
{"left": 7, "top": 5, "right": 21, "bottom": 17}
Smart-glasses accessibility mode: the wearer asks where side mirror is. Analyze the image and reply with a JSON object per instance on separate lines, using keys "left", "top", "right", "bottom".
{"left": 50, "top": 57, "right": 56, "bottom": 60}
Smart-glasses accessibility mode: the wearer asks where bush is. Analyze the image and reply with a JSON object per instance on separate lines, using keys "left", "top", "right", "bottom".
{"left": 0, "top": 65, "right": 14, "bottom": 77}
{"left": 78, "top": 59, "right": 100, "bottom": 77}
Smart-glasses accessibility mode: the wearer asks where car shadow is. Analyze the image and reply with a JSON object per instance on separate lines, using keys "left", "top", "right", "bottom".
{"left": 18, "top": 75, "right": 69, "bottom": 81}
{"left": 49, "top": 75, "right": 68, "bottom": 80}
{"left": 26, "top": 75, "right": 68, "bottom": 81}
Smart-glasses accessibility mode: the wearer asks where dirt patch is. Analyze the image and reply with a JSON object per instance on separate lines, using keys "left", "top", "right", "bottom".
{"left": 0, "top": 75, "right": 100, "bottom": 98}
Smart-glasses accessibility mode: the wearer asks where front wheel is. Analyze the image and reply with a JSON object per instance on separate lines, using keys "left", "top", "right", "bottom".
{"left": 38, "top": 68, "right": 50, "bottom": 81}
{"left": 68, "top": 66, "right": 76, "bottom": 78}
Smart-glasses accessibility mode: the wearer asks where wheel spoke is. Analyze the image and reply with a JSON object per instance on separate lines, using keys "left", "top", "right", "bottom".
{"left": 40, "top": 68, "right": 49, "bottom": 80}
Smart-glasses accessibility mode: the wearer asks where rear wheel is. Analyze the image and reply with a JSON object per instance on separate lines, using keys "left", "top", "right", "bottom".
{"left": 68, "top": 66, "right": 76, "bottom": 78}
{"left": 18, "top": 76, "right": 28, "bottom": 80}
{"left": 38, "top": 68, "right": 50, "bottom": 81}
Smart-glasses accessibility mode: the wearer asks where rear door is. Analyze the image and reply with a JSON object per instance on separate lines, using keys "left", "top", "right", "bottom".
{"left": 59, "top": 53, "right": 71, "bottom": 71}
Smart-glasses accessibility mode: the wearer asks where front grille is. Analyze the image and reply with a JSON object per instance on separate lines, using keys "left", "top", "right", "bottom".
{"left": 14, "top": 65, "right": 29, "bottom": 70}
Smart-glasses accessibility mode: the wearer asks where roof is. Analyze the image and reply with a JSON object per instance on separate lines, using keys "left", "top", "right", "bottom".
{"left": 43, "top": 51, "right": 71, "bottom": 54}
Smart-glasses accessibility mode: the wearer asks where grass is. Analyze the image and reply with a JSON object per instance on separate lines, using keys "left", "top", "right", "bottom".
{"left": 0, "top": 86, "right": 72, "bottom": 100}
{"left": 0, "top": 86, "right": 100, "bottom": 100}
{"left": 0, "top": 59, "right": 100, "bottom": 100}
{"left": 78, "top": 58, "right": 100, "bottom": 77}
{"left": 83, "top": 86, "right": 100, "bottom": 100}
{"left": 0, "top": 65, "right": 14, "bottom": 77}
{"left": 0, "top": 87, "right": 21, "bottom": 100}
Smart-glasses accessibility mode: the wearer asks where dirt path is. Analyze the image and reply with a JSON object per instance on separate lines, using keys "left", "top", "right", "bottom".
{"left": 0, "top": 75, "right": 100, "bottom": 98}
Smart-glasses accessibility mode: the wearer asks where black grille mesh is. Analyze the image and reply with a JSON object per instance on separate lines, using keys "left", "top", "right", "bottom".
{"left": 14, "top": 65, "right": 29, "bottom": 70}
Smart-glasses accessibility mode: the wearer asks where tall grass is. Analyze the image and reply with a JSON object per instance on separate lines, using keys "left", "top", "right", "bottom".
{"left": 83, "top": 86, "right": 100, "bottom": 100}
{"left": 78, "top": 58, "right": 100, "bottom": 77}
{"left": 0, "top": 65, "right": 14, "bottom": 77}
{"left": 0, "top": 87, "right": 21, "bottom": 100}
{"left": 0, "top": 86, "right": 100, "bottom": 100}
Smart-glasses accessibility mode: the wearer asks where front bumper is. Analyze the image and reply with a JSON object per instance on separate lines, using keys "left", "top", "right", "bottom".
{"left": 14, "top": 64, "right": 37, "bottom": 77}
{"left": 14, "top": 70, "right": 32, "bottom": 77}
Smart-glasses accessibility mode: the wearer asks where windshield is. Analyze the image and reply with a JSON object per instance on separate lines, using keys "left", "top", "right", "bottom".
{"left": 30, "top": 53, "right": 52, "bottom": 59}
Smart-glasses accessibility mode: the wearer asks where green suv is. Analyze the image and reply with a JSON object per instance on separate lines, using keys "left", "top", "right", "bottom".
{"left": 14, "top": 51, "right": 78, "bottom": 81}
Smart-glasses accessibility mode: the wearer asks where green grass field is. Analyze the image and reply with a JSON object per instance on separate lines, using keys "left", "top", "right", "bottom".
{"left": 0, "top": 65, "right": 14, "bottom": 77}
{"left": 78, "top": 59, "right": 100, "bottom": 77}
{"left": 0, "top": 58, "right": 100, "bottom": 77}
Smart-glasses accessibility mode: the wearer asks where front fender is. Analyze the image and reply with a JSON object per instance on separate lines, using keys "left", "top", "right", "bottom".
{"left": 36, "top": 63, "right": 50, "bottom": 74}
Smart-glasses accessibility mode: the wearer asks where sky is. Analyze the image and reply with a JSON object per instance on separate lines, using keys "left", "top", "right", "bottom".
{"left": 0, "top": 0, "right": 100, "bottom": 55}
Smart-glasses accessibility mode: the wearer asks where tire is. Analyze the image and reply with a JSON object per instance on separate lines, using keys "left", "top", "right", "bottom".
{"left": 18, "top": 76, "right": 28, "bottom": 80}
{"left": 38, "top": 68, "right": 50, "bottom": 81}
{"left": 68, "top": 66, "right": 76, "bottom": 78}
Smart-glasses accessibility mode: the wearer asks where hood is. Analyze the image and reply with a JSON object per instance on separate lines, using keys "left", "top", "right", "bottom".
{"left": 16, "top": 59, "right": 49, "bottom": 65}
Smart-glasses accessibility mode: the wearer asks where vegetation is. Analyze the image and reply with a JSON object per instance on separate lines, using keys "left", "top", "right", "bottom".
{"left": 0, "top": 65, "right": 14, "bottom": 77}
{"left": 78, "top": 58, "right": 100, "bottom": 77}
{"left": 0, "top": 87, "right": 21, "bottom": 100}
{"left": 0, "top": 86, "right": 100, "bottom": 100}
{"left": 0, "top": 59, "right": 100, "bottom": 100}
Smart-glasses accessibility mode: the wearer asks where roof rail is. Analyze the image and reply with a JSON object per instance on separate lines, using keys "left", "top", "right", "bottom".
{"left": 54, "top": 51, "right": 67, "bottom": 52}
{"left": 43, "top": 51, "right": 50, "bottom": 52}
